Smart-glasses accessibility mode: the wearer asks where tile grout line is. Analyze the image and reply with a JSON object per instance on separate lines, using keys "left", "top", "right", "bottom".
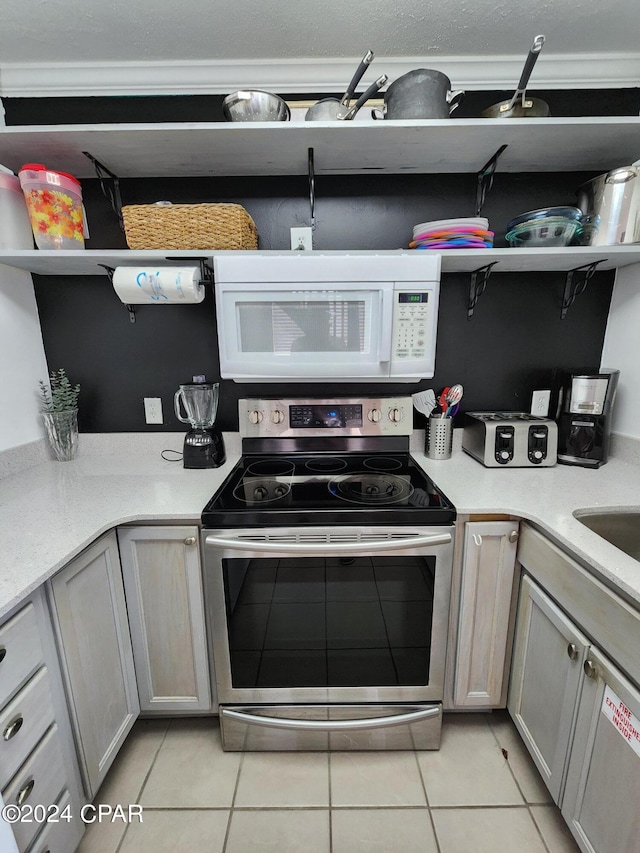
{"left": 221, "top": 744, "right": 246, "bottom": 853}
{"left": 328, "top": 751, "right": 333, "bottom": 853}
{"left": 113, "top": 718, "right": 173, "bottom": 853}
{"left": 485, "top": 713, "right": 555, "bottom": 853}
{"left": 411, "top": 743, "right": 444, "bottom": 853}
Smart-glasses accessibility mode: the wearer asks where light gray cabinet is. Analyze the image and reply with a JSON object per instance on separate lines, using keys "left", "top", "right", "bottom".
{"left": 48, "top": 530, "right": 139, "bottom": 798}
{"left": 508, "top": 574, "right": 589, "bottom": 802}
{"left": 509, "top": 573, "right": 640, "bottom": 852}
{"left": 448, "top": 520, "right": 519, "bottom": 708}
{"left": 561, "top": 646, "right": 640, "bottom": 853}
{"left": 118, "top": 525, "right": 211, "bottom": 713}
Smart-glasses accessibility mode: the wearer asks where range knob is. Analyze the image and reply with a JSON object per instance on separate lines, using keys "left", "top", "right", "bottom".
{"left": 388, "top": 408, "right": 403, "bottom": 423}
{"left": 270, "top": 409, "right": 285, "bottom": 424}
{"left": 367, "top": 408, "right": 382, "bottom": 423}
{"left": 254, "top": 486, "right": 268, "bottom": 501}
{"left": 249, "top": 410, "right": 263, "bottom": 425}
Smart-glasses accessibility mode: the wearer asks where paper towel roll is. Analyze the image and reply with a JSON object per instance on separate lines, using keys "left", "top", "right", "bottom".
{"left": 112, "top": 266, "right": 205, "bottom": 304}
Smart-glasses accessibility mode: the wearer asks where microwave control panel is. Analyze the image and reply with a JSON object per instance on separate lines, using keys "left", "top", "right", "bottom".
{"left": 390, "top": 286, "right": 437, "bottom": 375}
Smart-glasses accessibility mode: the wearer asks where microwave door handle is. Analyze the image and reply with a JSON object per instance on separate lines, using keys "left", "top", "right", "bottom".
{"left": 205, "top": 532, "right": 452, "bottom": 553}
{"left": 378, "top": 288, "right": 394, "bottom": 363}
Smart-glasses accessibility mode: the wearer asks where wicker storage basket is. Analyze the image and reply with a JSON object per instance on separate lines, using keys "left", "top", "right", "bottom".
{"left": 121, "top": 202, "right": 258, "bottom": 250}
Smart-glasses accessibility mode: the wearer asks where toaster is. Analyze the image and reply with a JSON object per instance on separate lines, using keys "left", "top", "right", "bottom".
{"left": 462, "top": 412, "right": 558, "bottom": 467}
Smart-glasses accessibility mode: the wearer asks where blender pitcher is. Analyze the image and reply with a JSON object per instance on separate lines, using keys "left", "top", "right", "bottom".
{"left": 174, "top": 381, "right": 225, "bottom": 469}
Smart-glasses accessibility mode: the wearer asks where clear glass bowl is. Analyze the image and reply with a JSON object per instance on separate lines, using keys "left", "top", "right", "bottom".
{"left": 505, "top": 216, "right": 582, "bottom": 248}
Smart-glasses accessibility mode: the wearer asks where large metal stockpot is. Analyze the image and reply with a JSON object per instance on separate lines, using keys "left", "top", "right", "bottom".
{"left": 577, "top": 163, "right": 640, "bottom": 246}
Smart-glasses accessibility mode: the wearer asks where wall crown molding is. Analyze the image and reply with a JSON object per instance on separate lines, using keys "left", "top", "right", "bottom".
{"left": 1, "top": 53, "right": 640, "bottom": 98}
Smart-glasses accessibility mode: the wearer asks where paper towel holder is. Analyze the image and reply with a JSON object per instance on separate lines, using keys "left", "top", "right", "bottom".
{"left": 165, "top": 257, "right": 215, "bottom": 285}
{"left": 98, "top": 264, "right": 136, "bottom": 324}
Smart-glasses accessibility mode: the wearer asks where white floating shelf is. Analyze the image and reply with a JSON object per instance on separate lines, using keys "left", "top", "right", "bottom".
{"left": 1, "top": 117, "right": 639, "bottom": 177}
{"left": 1, "top": 247, "right": 639, "bottom": 277}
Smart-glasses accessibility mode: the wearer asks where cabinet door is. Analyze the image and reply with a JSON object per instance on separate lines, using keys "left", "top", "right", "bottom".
{"left": 508, "top": 575, "right": 589, "bottom": 803}
{"left": 49, "top": 530, "right": 139, "bottom": 798}
{"left": 452, "top": 521, "right": 519, "bottom": 707}
{"left": 118, "top": 526, "right": 211, "bottom": 713}
{"left": 562, "top": 646, "right": 640, "bottom": 853}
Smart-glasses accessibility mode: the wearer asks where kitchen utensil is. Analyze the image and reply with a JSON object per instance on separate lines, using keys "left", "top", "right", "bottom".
{"left": 372, "top": 68, "right": 463, "bottom": 120}
{"left": 445, "top": 384, "right": 463, "bottom": 414}
{"left": 412, "top": 389, "right": 437, "bottom": 417}
{"left": 338, "top": 75, "right": 389, "bottom": 120}
{"left": 438, "top": 387, "right": 450, "bottom": 413}
{"left": 576, "top": 162, "right": 640, "bottom": 246}
{"left": 222, "top": 90, "right": 290, "bottom": 122}
{"left": 305, "top": 50, "right": 375, "bottom": 121}
{"left": 481, "top": 36, "right": 549, "bottom": 118}
{"left": 506, "top": 217, "right": 581, "bottom": 247}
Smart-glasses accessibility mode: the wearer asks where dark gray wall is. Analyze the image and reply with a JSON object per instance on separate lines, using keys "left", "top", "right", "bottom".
{"left": 9, "top": 92, "right": 621, "bottom": 432}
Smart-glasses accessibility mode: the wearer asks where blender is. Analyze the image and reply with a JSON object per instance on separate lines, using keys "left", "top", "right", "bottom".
{"left": 174, "top": 379, "right": 225, "bottom": 469}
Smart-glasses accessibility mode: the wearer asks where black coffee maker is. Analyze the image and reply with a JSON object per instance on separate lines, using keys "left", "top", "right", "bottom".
{"left": 174, "top": 378, "right": 225, "bottom": 469}
{"left": 554, "top": 369, "right": 619, "bottom": 468}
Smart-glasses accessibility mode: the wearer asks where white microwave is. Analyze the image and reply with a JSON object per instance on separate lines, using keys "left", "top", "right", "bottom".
{"left": 213, "top": 253, "right": 441, "bottom": 382}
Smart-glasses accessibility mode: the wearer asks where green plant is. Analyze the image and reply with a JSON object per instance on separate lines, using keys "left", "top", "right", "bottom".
{"left": 38, "top": 368, "right": 80, "bottom": 412}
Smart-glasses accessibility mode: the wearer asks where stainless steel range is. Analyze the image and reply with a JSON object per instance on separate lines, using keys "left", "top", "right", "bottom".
{"left": 201, "top": 397, "right": 456, "bottom": 751}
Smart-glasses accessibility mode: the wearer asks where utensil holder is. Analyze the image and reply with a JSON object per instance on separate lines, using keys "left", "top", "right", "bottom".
{"left": 426, "top": 414, "right": 453, "bottom": 460}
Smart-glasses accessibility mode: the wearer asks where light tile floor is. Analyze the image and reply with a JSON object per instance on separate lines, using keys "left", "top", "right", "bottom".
{"left": 77, "top": 711, "right": 580, "bottom": 853}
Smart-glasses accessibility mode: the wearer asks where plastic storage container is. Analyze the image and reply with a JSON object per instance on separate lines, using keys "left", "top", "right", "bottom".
{"left": 18, "top": 164, "right": 85, "bottom": 250}
{"left": 0, "top": 167, "right": 34, "bottom": 249}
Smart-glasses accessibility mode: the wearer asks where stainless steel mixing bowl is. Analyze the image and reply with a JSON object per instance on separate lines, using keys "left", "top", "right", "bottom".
{"left": 222, "top": 90, "right": 290, "bottom": 122}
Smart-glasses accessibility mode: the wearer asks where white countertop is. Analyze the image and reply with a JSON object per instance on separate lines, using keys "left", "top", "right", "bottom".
{"left": 0, "top": 430, "right": 639, "bottom": 620}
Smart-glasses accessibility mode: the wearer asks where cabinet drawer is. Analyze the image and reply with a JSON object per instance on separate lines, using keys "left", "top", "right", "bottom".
{"left": 2, "top": 725, "right": 67, "bottom": 853}
{"left": 0, "top": 669, "right": 56, "bottom": 788}
{"left": 0, "top": 605, "right": 44, "bottom": 707}
{"left": 26, "top": 789, "right": 84, "bottom": 853}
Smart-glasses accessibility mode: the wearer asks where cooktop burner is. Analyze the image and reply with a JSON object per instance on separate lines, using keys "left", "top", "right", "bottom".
{"left": 202, "top": 452, "right": 456, "bottom": 528}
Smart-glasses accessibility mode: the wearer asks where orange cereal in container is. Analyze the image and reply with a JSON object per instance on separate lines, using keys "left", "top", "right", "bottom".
{"left": 18, "top": 163, "right": 86, "bottom": 250}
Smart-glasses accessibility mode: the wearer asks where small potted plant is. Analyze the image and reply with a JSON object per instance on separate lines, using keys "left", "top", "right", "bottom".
{"left": 38, "top": 368, "right": 81, "bottom": 461}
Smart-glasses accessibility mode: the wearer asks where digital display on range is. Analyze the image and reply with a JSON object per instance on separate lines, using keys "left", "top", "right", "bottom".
{"left": 399, "top": 292, "right": 429, "bottom": 303}
{"left": 289, "top": 404, "right": 363, "bottom": 428}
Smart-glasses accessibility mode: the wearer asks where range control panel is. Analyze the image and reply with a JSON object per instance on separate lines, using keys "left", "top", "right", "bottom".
{"left": 240, "top": 397, "right": 413, "bottom": 438}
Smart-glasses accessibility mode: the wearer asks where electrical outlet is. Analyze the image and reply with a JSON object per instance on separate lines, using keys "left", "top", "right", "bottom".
{"left": 290, "top": 226, "right": 313, "bottom": 251}
{"left": 531, "top": 389, "right": 551, "bottom": 417}
{"left": 144, "top": 397, "right": 163, "bottom": 424}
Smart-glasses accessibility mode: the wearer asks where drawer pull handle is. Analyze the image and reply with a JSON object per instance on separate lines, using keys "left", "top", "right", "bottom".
{"left": 567, "top": 643, "right": 578, "bottom": 660}
{"left": 3, "top": 715, "right": 24, "bottom": 741}
{"left": 184, "top": 537, "right": 197, "bottom": 546}
{"left": 16, "top": 778, "right": 35, "bottom": 806}
{"left": 584, "top": 659, "right": 598, "bottom": 679}
{"left": 0, "top": 646, "right": 6, "bottom": 663}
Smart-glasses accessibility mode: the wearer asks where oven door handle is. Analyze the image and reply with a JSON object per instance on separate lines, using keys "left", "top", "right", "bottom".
{"left": 221, "top": 706, "right": 439, "bottom": 731}
{"left": 205, "top": 532, "right": 452, "bottom": 553}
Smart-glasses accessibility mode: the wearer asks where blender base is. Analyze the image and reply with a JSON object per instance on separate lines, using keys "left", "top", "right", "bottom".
{"left": 183, "top": 429, "right": 226, "bottom": 469}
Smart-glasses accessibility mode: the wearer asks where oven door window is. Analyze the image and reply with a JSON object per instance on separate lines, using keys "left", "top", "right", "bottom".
{"left": 223, "top": 555, "right": 435, "bottom": 688}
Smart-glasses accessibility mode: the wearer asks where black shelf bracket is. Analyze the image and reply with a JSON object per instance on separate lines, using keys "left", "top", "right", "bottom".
{"left": 82, "top": 151, "right": 124, "bottom": 230}
{"left": 98, "top": 264, "right": 136, "bottom": 323}
{"left": 468, "top": 261, "right": 499, "bottom": 320}
{"left": 308, "top": 147, "right": 316, "bottom": 230}
{"left": 165, "top": 256, "right": 215, "bottom": 284}
{"left": 560, "top": 259, "right": 607, "bottom": 320}
{"left": 475, "top": 144, "right": 508, "bottom": 216}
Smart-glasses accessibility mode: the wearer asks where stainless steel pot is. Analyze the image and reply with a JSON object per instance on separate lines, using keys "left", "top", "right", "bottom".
{"left": 577, "top": 163, "right": 640, "bottom": 246}
{"left": 371, "top": 69, "right": 463, "bottom": 120}
{"left": 481, "top": 35, "right": 549, "bottom": 118}
{"left": 305, "top": 50, "right": 382, "bottom": 121}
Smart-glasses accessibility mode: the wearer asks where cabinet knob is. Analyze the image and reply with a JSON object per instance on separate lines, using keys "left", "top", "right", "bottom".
{"left": 184, "top": 537, "right": 197, "bottom": 546}
{"left": 567, "top": 643, "right": 578, "bottom": 660}
{"left": 472, "top": 533, "right": 483, "bottom": 547}
{"left": 0, "top": 646, "right": 5, "bottom": 663}
{"left": 508, "top": 530, "right": 519, "bottom": 543}
{"left": 3, "top": 715, "right": 24, "bottom": 741}
{"left": 16, "top": 778, "right": 35, "bottom": 806}
{"left": 584, "top": 659, "right": 598, "bottom": 679}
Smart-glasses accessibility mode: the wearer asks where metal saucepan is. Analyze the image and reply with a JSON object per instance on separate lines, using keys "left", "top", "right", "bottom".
{"left": 482, "top": 35, "right": 549, "bottom": 118}
{"left": 371, "top": 68, "right": 464, "bottom": 120}
{"left": 306, "top": 50, "right": 376, "bottom": 121}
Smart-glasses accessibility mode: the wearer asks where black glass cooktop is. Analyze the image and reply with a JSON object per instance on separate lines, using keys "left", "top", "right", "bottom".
{"left": 201, "top": 453, "right": 456, "bottom": 528}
